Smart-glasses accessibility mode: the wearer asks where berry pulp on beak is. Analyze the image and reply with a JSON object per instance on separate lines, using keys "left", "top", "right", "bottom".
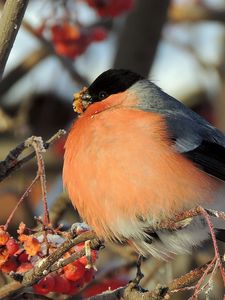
{"left": 73, "top": 87, "right": 91, "bottom": 114}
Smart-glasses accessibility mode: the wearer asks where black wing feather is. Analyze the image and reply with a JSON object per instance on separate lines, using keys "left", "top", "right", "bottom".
{"left": 184, "top": 141, "right": 225, "bottom": 182}
{"left": 216, "top": 228, "right": 225, "bottom": 242}
{"left": 138, "top": 80, "right": 225, "bottom": 182}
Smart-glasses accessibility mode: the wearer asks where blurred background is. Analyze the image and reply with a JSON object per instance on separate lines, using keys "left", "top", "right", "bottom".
{"left": 0, "top": 0, "right": 225, "bottom": 299}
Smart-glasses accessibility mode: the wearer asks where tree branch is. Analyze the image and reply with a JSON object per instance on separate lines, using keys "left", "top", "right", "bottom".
{"left": 0, "top": 47, "right": 49, "bottom": 98}
{"left": 21, "top": 231, "right": 101, "bottom": 287}
{"left": 169, "top": 4, "right": 225, "bottom": 23}
{"left": 113, "top": 0, "right": 171, "bottom": 77}
{"left": 88, "top": 258, "right": 216, "bottom": 300}
{"left": 0, "top": 0, "right": 29, "bottom": 79}
{"left": 0, "top": 129, "right": 66, "bottom": 182}
{"left": 0, "top": 230, "right": 102, "bottom": 299}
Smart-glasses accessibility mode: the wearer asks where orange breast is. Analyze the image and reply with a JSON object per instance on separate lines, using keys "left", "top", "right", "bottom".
{"left": 63, "top": 99, "right": 218, "bottom": 239}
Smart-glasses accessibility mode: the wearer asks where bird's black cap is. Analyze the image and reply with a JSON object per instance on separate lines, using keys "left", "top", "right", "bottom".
{"left": 88, "top": 69, "right": 144, "bottom": 102}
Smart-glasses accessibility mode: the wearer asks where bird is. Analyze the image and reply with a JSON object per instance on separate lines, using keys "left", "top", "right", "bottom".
{"left": 63, "top": 69, "right": 225, "bottom": 260}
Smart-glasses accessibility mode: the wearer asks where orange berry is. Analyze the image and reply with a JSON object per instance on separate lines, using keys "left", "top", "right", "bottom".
{"left": 17, "top": 222, "right": 26, "bottom": 235}
{"left": 0, "top": 228, "right": 10, "bottom": 246}
{"left": 0, "top": 247, "right": 9, "bottom": 266}
{"left": 23, "top": 236, "right": 40, "bottom": 256}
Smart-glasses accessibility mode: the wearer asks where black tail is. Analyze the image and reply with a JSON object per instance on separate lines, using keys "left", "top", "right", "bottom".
{"left": 216, "top": 228, "right": 225, "bottom": 242}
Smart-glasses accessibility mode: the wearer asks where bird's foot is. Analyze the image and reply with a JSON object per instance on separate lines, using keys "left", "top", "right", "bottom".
{"left": 131, "top": 254, "right": 144, "bottom": 287}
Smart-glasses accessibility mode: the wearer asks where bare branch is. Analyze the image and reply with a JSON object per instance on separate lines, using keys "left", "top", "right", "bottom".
{"left": 25, "top": 137, "right": 49, "bottom": 225}
{"left": 169, "top": 5, "right": 225, "bottom": 23}
{"left": 88, "top": 258, "right": 217, "bottom": 300}
{"left": 0, "top": 129, "right": 66, "bottom": 182}
{"left": 0, "top": 47, "right": 49, "bottom": 98}
{"left": 0, "top": 281, "right": 23, "bottom": 300}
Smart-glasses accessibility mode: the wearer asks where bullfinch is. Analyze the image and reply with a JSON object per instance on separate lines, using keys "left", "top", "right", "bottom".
{"left": 63, "top": 69, "right": 225, "bottom": 260}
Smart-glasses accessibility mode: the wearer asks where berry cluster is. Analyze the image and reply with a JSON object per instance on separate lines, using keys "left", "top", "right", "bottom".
{"left": 84, "top": 0, "right": 134, "bottom": 17}
{"left": 50, "top": 22, "right": 107, "bottom": 59}
{"left": 35, "top": 0, "right": 133, "bottom": 60}
{"left": 0, "top": 224, "right": 97, "bottom": 296}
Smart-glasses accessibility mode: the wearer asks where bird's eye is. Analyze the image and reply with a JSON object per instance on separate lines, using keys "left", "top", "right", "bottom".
{"left": 98, "top": 91, "right": 108, "bottom": 100}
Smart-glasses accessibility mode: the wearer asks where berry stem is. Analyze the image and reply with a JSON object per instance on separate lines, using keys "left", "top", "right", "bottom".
{"left": 4, "top": 175, "right": 39, "bottom": 230}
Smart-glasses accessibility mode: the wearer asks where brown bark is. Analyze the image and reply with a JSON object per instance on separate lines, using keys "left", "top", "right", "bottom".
{"left": 113, "top": 0, "right": 171, "bottom": 77}
{"left": 0, "top": 0, "right": 29, "bottom": 79}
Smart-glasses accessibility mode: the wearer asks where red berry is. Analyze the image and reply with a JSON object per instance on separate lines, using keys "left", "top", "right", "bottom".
{"left": 50, "top": 22, "right": 86, "bottom": 59}
{"left": 84, "top": 268, "right": 95, "bottom": 283}
{"left": 78, "top": 250, "right": 98, "bottom": 266}
{"left": 67, "top": 281, "right": 79, "bottom": 295}
{"left": 75, "top": 243, "right": 85, "bottom": 252}
{"left": 83, "top": 278, "right": 128, "bottom": 297}
{"left": 1, "top": 256, "right": 18, "bottom": 273}
{"left": 6, "top": 238, "right": 19, "bottom": 255}
{"left": 17, "top": 262, "right": 33, "bottom": 273}
{"left": 17, "top": 251, "right": 29, "bottom": 263}
{"left": 74, "top": 277, "right": 85, "bottom": 288}
{"left": 86, "top": 0, "right": 133, "bottom": 17}
{"left": 33, "top": 275, "right": 55, "bottom": 295}
{"left": 91, "top": 27, "right": 107, "bottom": 41}
{"left": 64, "top": 261, "right": 85, "bottom": 282}
{"left": 53, "top": 275, "right": 71, "bottom": 294}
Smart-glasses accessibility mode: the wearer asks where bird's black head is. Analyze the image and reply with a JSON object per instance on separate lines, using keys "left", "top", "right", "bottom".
{"left": 87, "top": 69, "right": 144, "bottom": 103}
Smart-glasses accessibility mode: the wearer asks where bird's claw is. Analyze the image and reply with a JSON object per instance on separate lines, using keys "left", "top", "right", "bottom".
{"left": 131, "top": 255, "right": 144, "bottom": 287}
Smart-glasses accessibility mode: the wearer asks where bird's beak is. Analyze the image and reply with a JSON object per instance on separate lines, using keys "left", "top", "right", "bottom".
{"left": 73, "top": 87, "right": 92, "bottom": 114}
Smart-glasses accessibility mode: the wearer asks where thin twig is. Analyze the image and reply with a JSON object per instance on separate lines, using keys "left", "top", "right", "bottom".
{"left": 199, "top": 207, "right": 225, "bottom": 284}
{"left": 4, "top": 174, "right": 39, "bottom": 230}
{"left": 205, "top": 208, "right": 225, "bottom": 221}
{"left": 25, "top": 137, "right": 49, "bottom": 225}
{"left": 88, "top": 258, "right": 218, "bottom": 300}
{"left": 0, "top": 129, "right": 66, "bottom": 182}
{"left": 158, "top": 207, "right": 201, "bottom": 230}
{"left": 189, "top": 257, "right": 217, "bottom": 300}
{"left": 49, "top": 238, "right": 101, "bottom": 273}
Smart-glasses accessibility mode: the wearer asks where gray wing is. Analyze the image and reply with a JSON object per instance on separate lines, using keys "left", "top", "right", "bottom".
{"left": 138, "top": 80, "right": 225, "bottom": 181}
